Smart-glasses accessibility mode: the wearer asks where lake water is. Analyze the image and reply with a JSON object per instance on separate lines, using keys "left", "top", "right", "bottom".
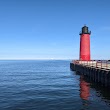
{"left": 0, "top": 60, "right": 110, "bottom": 110}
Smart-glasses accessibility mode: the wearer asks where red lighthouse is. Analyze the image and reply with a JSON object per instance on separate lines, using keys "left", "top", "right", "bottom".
{"left": 79, "top": 26, "right": 91, "bottom": 61}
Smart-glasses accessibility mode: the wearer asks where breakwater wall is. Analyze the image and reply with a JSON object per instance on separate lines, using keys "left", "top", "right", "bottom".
{"left": 70, "top": 60, "right": 110, "bottom": 88}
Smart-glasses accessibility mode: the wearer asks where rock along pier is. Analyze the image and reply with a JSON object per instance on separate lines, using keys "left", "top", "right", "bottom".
{"left": 70, "top": 26, "right": 110, "bottom": 88}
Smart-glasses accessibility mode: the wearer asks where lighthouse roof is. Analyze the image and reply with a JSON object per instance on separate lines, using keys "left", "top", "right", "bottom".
{"left": 79, "top": 25, "right": 91, "bottom": 35}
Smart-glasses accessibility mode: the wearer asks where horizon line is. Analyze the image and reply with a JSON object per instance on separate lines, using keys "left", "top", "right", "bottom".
{"left": 0, "top": 58, "right": 74, "bottom": 60}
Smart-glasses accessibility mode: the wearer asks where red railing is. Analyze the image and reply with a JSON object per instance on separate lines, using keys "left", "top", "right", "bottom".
{"left": 72, "top": 60, "right": 110, "bottom": 70}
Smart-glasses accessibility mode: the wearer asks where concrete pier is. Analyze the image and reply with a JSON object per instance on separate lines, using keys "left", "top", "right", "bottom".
{"left": 70, "top": 60, "right": 110, "bottom": 87}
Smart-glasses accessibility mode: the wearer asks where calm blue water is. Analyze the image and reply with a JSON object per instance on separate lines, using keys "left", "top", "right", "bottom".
{"left": 0, "top": 60, "right": 110, "bottom": 110}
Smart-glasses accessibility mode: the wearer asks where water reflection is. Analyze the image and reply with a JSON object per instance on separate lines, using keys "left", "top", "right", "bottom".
{"left": 80, "top": 76, "right": 90, "bottom": 100}
{"left": 79, "top": 75, "right": 90, "bottom": 110}
{"left": 78, "top": 73, "right": 110, "bottom": 108}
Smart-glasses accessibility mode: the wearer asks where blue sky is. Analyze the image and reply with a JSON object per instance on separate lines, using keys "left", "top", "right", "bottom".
{"left": 0, "top": 0, "right": 110, "bottom": 60}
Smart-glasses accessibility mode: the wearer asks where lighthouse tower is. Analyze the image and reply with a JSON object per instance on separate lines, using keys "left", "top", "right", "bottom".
{"left": 79, "top": 26, "right": 91, "bottom": 61}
